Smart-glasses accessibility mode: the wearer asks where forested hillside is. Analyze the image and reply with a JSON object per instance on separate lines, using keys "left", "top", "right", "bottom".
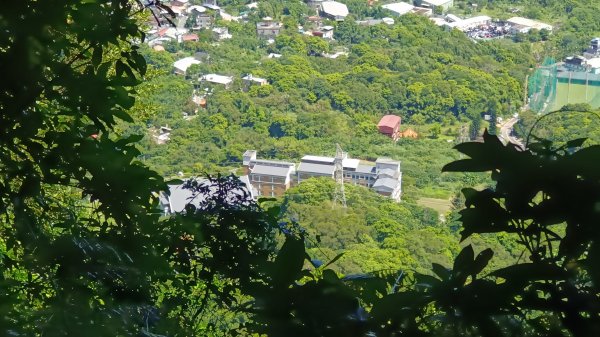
{"left": 134, "top": 13, "right": 534, "bottom": 191}
{"left": 127, "top": 0, "right": 600, "bottom": 277}
{"left": 2, "top": 0, "right": 600, "bottom": 336}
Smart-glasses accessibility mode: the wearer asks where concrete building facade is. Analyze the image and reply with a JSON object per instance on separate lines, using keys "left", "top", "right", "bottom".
{"left": 243, "top": 150, "right": 403, "bottom": 200}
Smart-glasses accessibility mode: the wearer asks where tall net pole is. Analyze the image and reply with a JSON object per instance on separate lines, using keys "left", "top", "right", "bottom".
{"left": 333, "top": 143, "right": 347, "bottom": 209}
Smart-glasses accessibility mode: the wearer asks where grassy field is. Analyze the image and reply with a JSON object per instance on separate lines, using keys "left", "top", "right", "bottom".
{"left": 417, "top": 197, "right": 453, "bottom": 215}
{"left": 551, "top": 81, "right": 600, "bottom": 111}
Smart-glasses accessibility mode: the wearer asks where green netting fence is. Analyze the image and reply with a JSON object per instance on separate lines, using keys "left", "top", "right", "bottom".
{"left": 528, "top": 57, "right": 557, "bottom": 113}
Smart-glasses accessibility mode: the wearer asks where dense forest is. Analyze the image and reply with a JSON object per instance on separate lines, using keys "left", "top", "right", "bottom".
{"left": 129, "top": 0, "right": 600, "bottom": 280}
{"left": 1, "top": 0, "right": 600, "bottom": 336}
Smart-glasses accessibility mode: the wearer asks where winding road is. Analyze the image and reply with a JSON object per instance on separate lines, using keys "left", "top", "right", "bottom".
{"left": 497, "top": 117, "right": 525, "bottom": 149}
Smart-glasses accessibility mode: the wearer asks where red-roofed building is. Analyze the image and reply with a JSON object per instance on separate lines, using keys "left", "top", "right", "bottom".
{"left": 157, "top": 27, "right": 169, "bottom": 37}
{"left": 182, "top": 33, "right": 199, "bottom": 42}
{"left": 377, "top": 114, "right": 401, "bottom": 140}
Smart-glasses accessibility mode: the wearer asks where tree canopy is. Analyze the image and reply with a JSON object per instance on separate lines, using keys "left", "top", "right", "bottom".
{"left": 2, "top": 1, "right": 600, "bottom": 336}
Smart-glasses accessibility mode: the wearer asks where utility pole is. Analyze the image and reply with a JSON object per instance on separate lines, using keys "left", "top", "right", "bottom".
{"left": 456, "top": 123, "right": 470, "bottom": 143}
{"left": 333, "top": 143, "right": 347, "bottom": 209}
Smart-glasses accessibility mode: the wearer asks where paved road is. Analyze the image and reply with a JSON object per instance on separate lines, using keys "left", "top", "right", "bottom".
{"left": 497, "top": 117, "right": 525, "bottom": 149}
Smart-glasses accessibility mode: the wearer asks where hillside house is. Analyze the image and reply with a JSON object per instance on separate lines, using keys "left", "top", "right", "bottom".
{"left": 507, "top": 17, "right": 552, "bottom": 34}
{"left": 584, "top": 38, "right": 600, "bottom": 59}
{"left": 171, "top": 0, "right": 189, "bottom": 7}
{"left": 187, "top": 5, "right": 207, "bottom": 15}
{"left": 382, "top": 2, "right": 415, "bottom": 16}
{"left": 213, "top": 27, "right": 232, "bottom": 40}
{"left": 200, "top": 74, "right": 234, "bottom": 88}
{"left": 152, "top": 125, "right": 172, "bottom": 145}
{"left": 242, "top": 74, "right": 268, "bottom": 91}
{"left": 173, "top": 57, "right": 201, "bottom": 75}
{"left": 420, "top": 0, "right": 453, "bottom": 11}
{"left": 306, "top": 0, "right": 324, "bottom": 9}
{"left": 256, "top": 18, "right": 283, "bottom": 38}
{"left": 182, "top": 33, "right": 199, "bottom": 42}
{"left": 377, "top": 114, "right": 401, "bottom": 140}
{"left": 320, "top": 1, "right": 349, "bottom": 21}
{"left": 313, "top": 25, "right": 334, "bottom": 39}
{"left": 203, "top": 0, "right": 218, "bottom": 7}
{"left": 196, "top": 12, "right": 214, "bottom": 29}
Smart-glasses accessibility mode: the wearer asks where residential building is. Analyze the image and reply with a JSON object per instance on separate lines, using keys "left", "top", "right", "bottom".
{"left": 187, "top": 5, "right": 207, "bottom": 14}
{"left": 507, "top": 17, "right": 552, "bottom": 34}
{"left": 169, "top": 2, "right": 187, "bottom": 16}
{"left": 203, "top": 0, "right": 218, "bottom": 7}
{"left": 194, "top": 51, "right": 210, "bottom": 62}
{"left": 306, "top": 0, "right": 325, "bottom": 9}
{"left": 242, "top": 74, "right": 268, "bottom": 91}
{"left": 256, "top": 18, "right": 283, "bottom": 38}
{"left": 182, "top": 33, "right": 199, "bottom": 42}
{"left": 243, "top": 150, "right": 296, "bottom": 197}
{"left": 152, "top": 125, "right": 172, "bottom": 145}
{"left": 420, "top": 0, "right": 453, "bottom": 11}
{"left": 377, "top": 114, "right": 401, "bottom": 140}
{"left": 212, "top": 27, "right": 232, "bottom": 40}
{"left": 411, "top": 7, "right": 433, "bottom": 16}
{"left": 357, "top": 18, "right": 395, "bottom": 26}
{"left": 196, "top": 12, "right": 214, "bottom": 29}
{"left": 200, "top": 74, "right": 234, "bottom": 88}
{"left": 320, "top": 1, "right": 349, "bottom": 21}
{"left": 382, "top": 2, "right": 415, "bottom": 16}
{"left": 173, "top": 56, "right": 201, "bottom": 75}
{"left": 313, "top": 25, "right": 334, "bottom": 39}
{"left": 171, "top": 0, "right": 189, "bottom": 7}
{"left": 583, "top": 38, "right": 600, "bottom": 59}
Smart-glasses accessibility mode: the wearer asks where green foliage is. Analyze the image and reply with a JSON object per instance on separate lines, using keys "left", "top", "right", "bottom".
{"left": 247, "top": 132, "right": 600, "bottom": 337}
{"left": 6, "top": 0, "right": 600, "bottom": 336}
{"left": 280, "top": 178, "right": 497, "bottom": 275}
{"left": 0, "top": 1, "right": 174, "bottom": 335}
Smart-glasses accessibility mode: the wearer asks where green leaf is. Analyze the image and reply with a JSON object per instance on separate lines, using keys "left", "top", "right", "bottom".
{"left": 92, "top": 45, "right": 102, "bottom": 67}
{"left": 370, "top": 291, "right": 427, "bottom": 324}
{"left": 471, "top": 248, "right": 494, "bottom": 276}
{"left": 432, "top": 263, "right": 451, "bottom": 280}
{"left": 442, "top": 159, "right": 495, "bottom": 172}
{"left": 115, "top": 60, "right": 126, "bottom": 78}
{"left": 271, "top": 236, "right": 305, "bottom": 286}
{"left": 323, "top": 252, "right": 344, "bottom": 268}
{"left": 564, "top": 137, "right": 587, "bottom": 149}
{"left": 453, "top": 245, "right": 475, "bottom": 272}
{"left": 492, "top": 263, "right": 569, "bottom": 286}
